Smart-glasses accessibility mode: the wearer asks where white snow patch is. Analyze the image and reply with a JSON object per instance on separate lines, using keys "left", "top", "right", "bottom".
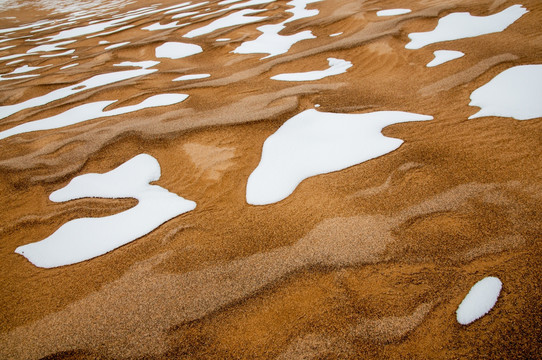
{"left": 271, "top": 57, "right": 351, "bottom": 81}
{"left": 183, "top": 9, "right": 266, "bottom": 38}
{"left": 114, "top": 60, "right": 159, "bottom": 69}
{"left": 99, "top": 40, "right": 110, "bottom": 44}
{"left": 469, "top": 64, "right": 542, "bottom": 120}
{"left": 27, "top": 40, "right": 76, "bottom": 52}
{"left": 233, "top": 23, "right": 314, "bottom": 58}
{"left": 142, "top": 21, "right": 181, "bottom": 31}
{"left": 40, "top": 49, "right": 75, "bottom": 57}
{"left": 0, "top": 94, "right": 188, "bottom": 140}
{"left": 105, "top": 41, "right": 130, "bottom": 50}
{"left": 232, "top": 0, "right": 319, "bottom": 58}
{"left": 426, "top": 50, "right": 464, "bottom": 67}
{"left": 155, "top": 41, "right": 203, "bottom": 59}
{"left": 329, "top": 32, "right": 342, "bottom": 37}
{"left": 11, "top": 65, "right": 43, "bottom": 74}
{"left": 228, "top": 0, "right": 275, "bottom": 10}
{"left": 0, "top": 68, "right": 157, "bottom": 120}
{"left": 216, "top": 38, "right": 230, "bottom": 41}
{"left": 406, "top": 4, "right": 528, "bottom": 49}
{"left": 173, "top": 73, "right": 210, "bottom": 81}
{"left": 377, "top": 8, "right": 411, "bottom": 16}
{"left": 14, "top": 154, "right": 196, "bottom": 268}
{"left": 456, "top": 277, "right": 502, "bottom": 325}
{"left": 60, "top": 63, "right": 78, "bottom": 70}
{"left": 246, "top": 109, "right": 433, "bottom": 205}
{"left": 171, "top": 11, "right": 198, "bottom": 19}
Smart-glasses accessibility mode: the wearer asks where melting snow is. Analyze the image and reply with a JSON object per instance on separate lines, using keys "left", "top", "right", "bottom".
{"left": 246, "top": 109, "right": 433, "bottom": 205}
{"left": 105, "top": 41, "right": 130, "bottom": 50}
{"left": 183, "top": 9, "right": 266, "bottom": 38}
{"left": 469, "top": 64, "right": 542, "bottom": 120}
{"left": 426, "top": 50, "right": 464, "bottom": 67}
{"left": 60, "top": 63, "right": 78, "bottom": 70}
{"left": 232, "top": 0, "right": 319, "bottom": 58}
{"left": 142, "top": 21, "right": 181, "bottom": 31}
{"left": 15, "top": 154, "right": 196, "bottom": 268}
{"left": 271, "top": 57, "right": 352, "bottom": 81}
{"left": 155, "top": 41, "right": 203, "bottom": 59}
{"left": 406, "top": 4, "right": 528, "bottom": 49}
{"left": 0, "top": 67, "right": 157, "bottom": 120}
{"left": 173, "top": 73, "right": 211, "bottom": 81}
{"left": 456, "top": 277, "right": 502, "bottom": 325}
{"left": 0, "top": 94, "right": 188, "bottom": 140}
{"left": 376, "top": 9, "right": 411, "bottom": 16}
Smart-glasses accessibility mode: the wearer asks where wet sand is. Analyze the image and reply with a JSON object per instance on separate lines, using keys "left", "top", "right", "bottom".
{"left": 0, "top": 0, "right": 541, "bottom": 358}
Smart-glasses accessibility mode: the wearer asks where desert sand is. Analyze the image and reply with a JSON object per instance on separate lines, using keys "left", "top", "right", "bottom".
{"left": 0, "top": 0, "right": 541, "bottom": 358}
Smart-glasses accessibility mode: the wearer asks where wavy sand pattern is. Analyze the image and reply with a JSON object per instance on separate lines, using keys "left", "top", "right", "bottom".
{"left": 0, "top": 0, "right": 541, "bottom": 358}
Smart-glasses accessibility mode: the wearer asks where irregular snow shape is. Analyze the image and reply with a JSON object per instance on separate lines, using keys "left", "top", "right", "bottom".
{"left": 271, "top": 57, "right": 352, "bottom": 81}
{"left": 426, "top": 50, "right": 464, "bottom": 67}
{"left": 183, "top": 9, "right": 266, "bottom": 38}
{"left": 456, "top": 277, "right": 502, "bottom": 325}
{"left": 15, "top": 154, "right": 196, "bottom": 268}
{"left": 40, "top": 49, "right": 76, "bottom": 57}
{"left": 232, "top": 0, "right": 319, "bottom": 58}
{"left": 171, "top": 11, "right": 198, "bottom": 19}
{"left": 228, "top": 0, "right": 275, "bottom": 10}
{"left": 155, "top": 41, "right": 203, "bottom": 59}
{"left": 284, "top": 0, "right": 320, "bottom": 24}
{"left": 469, "top": 64, "right": 542, "bottom": 120}
{"left": 165, "top": 2, "right": 206, "bottom": 14}
{"left": 27, "top": 40, "right": 75, "bottom": 53}
{"left": 173, "top": 73, "right": 210, "bottom": 81}
{"left": 0, "top": 68, "right": 157, "bottom": 120}
{"left": 105, "top": 42, "right": 130, "bottom": 50}
{"left": 246, "top": 109, "right": 433, "bottom": 205}
{"left": 142, "top": 21, "right": 181, "bottom": 31}
{"left": 377, "top": 8, "right": 411, "bottom": 16}
{"left": 0, "top": 94, "right": 188, "bottom": 140}
{"left": 233, "top": 23, "right": 315, "bottom": 58}
{"left": 406, "top": 5, "right": 528, "bottom": 49}
{"left": 60, "top": 63, "right": 78, "bottom": 70}
{"left": 11, "top": 65, "right": 43, "bottom": 74}
{"left": 114, "top": 61, "right": 159, "bottom": 69}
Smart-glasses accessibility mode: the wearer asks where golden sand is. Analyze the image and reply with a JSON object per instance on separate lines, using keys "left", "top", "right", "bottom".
{"left": 0, "top": 0, "right": 541, "bottom": 358}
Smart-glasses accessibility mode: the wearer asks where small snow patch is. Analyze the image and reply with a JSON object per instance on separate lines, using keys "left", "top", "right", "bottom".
{"left": 426, "top": 50, "right": 464, "bottom": 67}
{"left": 155, "top": 41, "right": 203, "bottom": 59}
{"left": 377, "top": 9, "right": 411, "bottom": 16}
{"left": 456, "top": 277, "right": 502, "bottom": 325}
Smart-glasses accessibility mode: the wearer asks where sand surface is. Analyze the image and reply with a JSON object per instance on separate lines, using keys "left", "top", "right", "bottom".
{"left": 0, "top": 0, "right": 541, "bottom": 358}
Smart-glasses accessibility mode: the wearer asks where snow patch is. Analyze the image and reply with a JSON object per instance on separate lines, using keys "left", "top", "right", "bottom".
{"left": 271, "top": 57, "right": 352, "bottom": 81}
{"left": 183, "top": 9, "right": 265, "bottom": 38}
{"left": 469, "top": 64, "right": 542, "bottom": 120}
{"left": 246, "top": 109, "right": 433, "bottom": 205}
{"left": 15, "top": 154, "right": 196, "bottom": 268}
{"left": 456, "top": 277, "right": 502, "bottom": 325}
{"left": 377, "top": 9, "right": 411, "bottom": 16}
{"left": 406, "top": 5, "right": 528, "bottom": 49}
{"left": 173, "top": 73, "right": 210, "bottom": 81}
{"left": 0, "top": 94, "right": 188, "bottom": 140}
{"left": 426, "top": 50, "right": 464, "bottom": 67}
{"left": 155, "top": 41, "right": 203, "bottom": 58}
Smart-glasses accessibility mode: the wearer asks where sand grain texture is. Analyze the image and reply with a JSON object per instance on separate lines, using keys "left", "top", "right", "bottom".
{"left": 1, "top": 0, "right": 541, "bottom": 358}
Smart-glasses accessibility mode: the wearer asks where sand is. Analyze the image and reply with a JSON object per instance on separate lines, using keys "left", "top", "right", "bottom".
{"left": 0, "top": 0, "right": 541, "bottom": 358}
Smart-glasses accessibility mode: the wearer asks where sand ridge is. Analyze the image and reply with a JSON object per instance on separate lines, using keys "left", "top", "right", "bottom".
{"left": 0, "top": 0, "right": 541, "bottom": 358}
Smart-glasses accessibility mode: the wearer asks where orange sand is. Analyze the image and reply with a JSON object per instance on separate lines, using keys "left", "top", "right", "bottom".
{"left": 0, "top": 0, "right": 541, "bottom": 358}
